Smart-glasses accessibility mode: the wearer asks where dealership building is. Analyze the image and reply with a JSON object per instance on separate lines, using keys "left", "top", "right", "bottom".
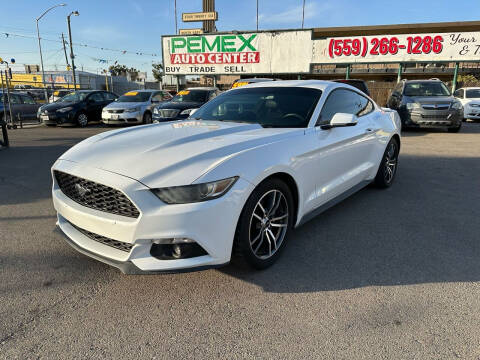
{"left": 164, "top": 20, "right": 480, "bottom": 104}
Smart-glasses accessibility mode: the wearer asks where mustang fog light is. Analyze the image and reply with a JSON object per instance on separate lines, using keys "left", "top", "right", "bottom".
{"left": 150, "top": 238, "right": 207, "bottom": 260}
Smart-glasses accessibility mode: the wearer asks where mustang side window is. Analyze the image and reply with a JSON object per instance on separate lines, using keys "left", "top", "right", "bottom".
{"left": 318, "top": 89, "right": 373, "bottom": 126}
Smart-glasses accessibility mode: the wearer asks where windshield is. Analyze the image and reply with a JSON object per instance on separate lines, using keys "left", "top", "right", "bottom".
{"left": 191, "top": 87, "right": 322, "bottom": 128}
{"left": 60, "top": 92, "right": 89, "bottom": 102}
{"left": 466, "top": 89, "right": 480, "bottom": 99}
{"left": 172, "top": 90, "right": 208, "bottom": 103}
{"left": 404, "top": 82, "right": 450, "bottom": 97}
{"left": 117, "top": 91, "right": 152, "bottom": 102}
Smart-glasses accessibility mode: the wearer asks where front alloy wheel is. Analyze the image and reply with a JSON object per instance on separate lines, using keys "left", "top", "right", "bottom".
{"left": 249, "top": 190, "right": 289, "bottom": 260}
{"left": 234, "top": 178, "right": 294, "bottom": 269}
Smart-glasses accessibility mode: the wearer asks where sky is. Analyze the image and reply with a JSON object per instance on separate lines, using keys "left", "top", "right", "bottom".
{"left": 1, "top": 0, "right": 479, "bottom": 79}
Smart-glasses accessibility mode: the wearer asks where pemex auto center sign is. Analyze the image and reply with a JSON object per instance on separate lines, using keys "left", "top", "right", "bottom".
{"left": 162, "top": 30, "right": 480, "bottom": 75}
{"left": 162, "top": 30, "right": 313, "bottom": 75}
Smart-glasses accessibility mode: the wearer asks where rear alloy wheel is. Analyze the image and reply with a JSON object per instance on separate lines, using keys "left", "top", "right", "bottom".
{"left": 374, "top": 138, "right": 399, "bottom": 188}
{"left": 234, "top": 178, "right": 294, "bottom": 269}
{"left": 77, "top": 113, "right": 88, "bottom": 127}
{"left": 143, "top": 112, "right": 152, "bottom": 124}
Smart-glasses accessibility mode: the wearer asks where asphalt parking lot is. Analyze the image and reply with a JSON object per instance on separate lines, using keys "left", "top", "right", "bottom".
{"left": 1, "top": 123, "right": 479, "bottom": 359}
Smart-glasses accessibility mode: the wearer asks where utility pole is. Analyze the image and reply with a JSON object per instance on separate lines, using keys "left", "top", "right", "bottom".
{"left": 302, "top": 0, "right": 306, "bottom": 29}
{"left": 174, "top": 0, "right": 178, "bottom": 34}
{"left": 256, "top": 0, "right": 259, "bottom": 31}
{"left": 61, "top": 33, "right": 71, "bottom": 88}
{"left": 67, "top": 11, "right": 79, "bottom": 89}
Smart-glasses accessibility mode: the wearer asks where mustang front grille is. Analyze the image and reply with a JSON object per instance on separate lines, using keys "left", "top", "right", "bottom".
{"left": 54, "top": 170, "right": 140, "bottom": 218}
{"left": 69, "top": 221, "right": 133, "bottom": 252}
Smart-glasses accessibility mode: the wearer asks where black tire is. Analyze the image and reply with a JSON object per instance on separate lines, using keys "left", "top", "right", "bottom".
{"left": 233, "top": 178, "right": 294, "bottom": 270}
{"left": 143, "top": 112, "right": 152, "bottom": 124}
{"left": 76, "top": 112, "right": 88, "bottom": 127}
{"left": 374, "top": 137, "right": 399, "bottom": 188}
{"left": 448, "top": 124, "right": 461, "bottom": 133}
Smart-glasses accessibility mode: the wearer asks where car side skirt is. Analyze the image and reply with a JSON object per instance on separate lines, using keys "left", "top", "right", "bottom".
{"left": 296, "top": 180, "right": 371, "bottom": 227}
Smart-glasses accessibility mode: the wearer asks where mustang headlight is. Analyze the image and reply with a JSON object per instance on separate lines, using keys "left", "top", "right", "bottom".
{"left": 153, "top": 107, "right": 159, "bottom": 114}
{"left": 125, "top": 107, "right": 140, "bottom": 113}
{"left": 180, "top": 108, "right": 196, "bottom": 115}
{"left": 152, "top": 177, "right": 238, "bottom": 204}
{"left": 406, "top": 102, "right": 420, "bottom": 111}
{"left": 451, "top": 101, "right": 463, "bottom": 110}
{"left": 57, "top": 106, "right": 73, "bottom": 113}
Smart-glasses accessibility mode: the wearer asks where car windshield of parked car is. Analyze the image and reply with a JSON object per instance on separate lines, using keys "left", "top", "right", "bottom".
{"left": 59, "top": 92, "right": 89, "bottom": 102}
{"left": 117, "top": 91, "right": 152, "bottom": 102}
{"left": 172, "top": 90, "right": 208, "bottom": 103}
{"left": 404, "top": 82, "right": 450, "bottom": 97}
{"left": 191, "top": 87, "right": 322, "bottom": 128}
{"left": 466, "top": 89, "right": 480, "bottom": 98}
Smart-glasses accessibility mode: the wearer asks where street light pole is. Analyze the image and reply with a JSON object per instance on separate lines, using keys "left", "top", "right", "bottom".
{"left": 36, "top": 4, "right": 66, "bottom": 103}
{"left": 67, "top": 11, "right": 79, "bottom": 90}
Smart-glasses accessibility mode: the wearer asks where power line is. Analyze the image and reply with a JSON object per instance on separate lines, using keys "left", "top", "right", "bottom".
{"left": 1, "top": 31, "right": 159, "bottom": 57}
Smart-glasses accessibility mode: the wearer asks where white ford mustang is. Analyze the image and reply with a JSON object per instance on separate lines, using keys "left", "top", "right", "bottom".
{"left": 52, "top": 80, "right": 401, "bottom": 274}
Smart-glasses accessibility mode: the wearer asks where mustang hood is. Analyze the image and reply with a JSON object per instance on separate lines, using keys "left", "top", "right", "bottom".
{"left": 59, "top": 121, "right": 301, "bottom": 188}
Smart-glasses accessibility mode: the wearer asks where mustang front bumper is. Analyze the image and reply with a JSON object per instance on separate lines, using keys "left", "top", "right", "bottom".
{"left": 52, "top": 160, "right": 254, "bottom": 274}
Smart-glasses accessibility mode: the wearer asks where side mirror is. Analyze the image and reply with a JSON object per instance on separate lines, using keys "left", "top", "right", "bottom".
{"left": 321, "top": 113, "right": 358, "bottom": 130}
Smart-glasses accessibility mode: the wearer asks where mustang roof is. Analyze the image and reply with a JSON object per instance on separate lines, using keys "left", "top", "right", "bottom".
{"left": 235, "top": 79, "right": 342, "bottom": 92}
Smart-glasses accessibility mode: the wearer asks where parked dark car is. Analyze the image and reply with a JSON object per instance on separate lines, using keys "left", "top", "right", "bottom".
{"left": 387, "top": 79, "right": 463, "bottom": 132}
{"left": 152, "top": 87, "right": 220, "bottom": 122}
{"left": 0, "top": 91, "right": 42, "bottom": 123}
{"left": 38, "top": 90, "right": 118, "bottom": 127}
{"left": 332, "top": 79, "right": 370, "bottom": 96}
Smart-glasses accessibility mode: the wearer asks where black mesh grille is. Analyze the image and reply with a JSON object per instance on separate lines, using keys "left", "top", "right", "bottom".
{"left": 69, "top": 221, "right": 133, "bottom": 252}
{"left": 54, "top": 170, "right": 140, "bottom": 218}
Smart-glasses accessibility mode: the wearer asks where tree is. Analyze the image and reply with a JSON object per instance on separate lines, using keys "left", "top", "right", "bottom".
{"left": 108, "top": 64, "right": 140, "bottom": 78}
{"left": 152, "top": 62, "right": 164, "bottom": 82}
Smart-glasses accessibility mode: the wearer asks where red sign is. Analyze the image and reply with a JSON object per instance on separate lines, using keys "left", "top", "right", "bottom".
{"left": 327, "top": 35, "right": 444, "bottom": 59}
{"left": 170, "top": 52, "right": 260, "bottom": 65}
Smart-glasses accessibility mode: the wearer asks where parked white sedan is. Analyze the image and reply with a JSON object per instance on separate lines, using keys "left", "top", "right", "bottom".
{"left": 454, "top": 87, "right": 480, "bottom": 121}
{"left": 52, "top": 80, "right": 401, "bottom": 274}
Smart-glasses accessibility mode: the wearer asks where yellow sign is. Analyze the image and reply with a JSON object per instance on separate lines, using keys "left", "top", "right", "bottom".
{"left": 124, "top": 91, "right": 138, "bottom": 96}
{"left": 182, "top": 11, "right": 217, "bottom": 22}
{"left": 179, "top": 28, "right": 204, "bottom": 35}
{"left": 177, "top": 90, "right": 190, "bottom": 95}
{"left": 231, "top": 82, "right": 249, "bottom": 88}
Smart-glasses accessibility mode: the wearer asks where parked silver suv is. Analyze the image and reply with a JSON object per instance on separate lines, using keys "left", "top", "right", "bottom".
{"left": 102, "top": 90, "right": 172, "bottom": 125}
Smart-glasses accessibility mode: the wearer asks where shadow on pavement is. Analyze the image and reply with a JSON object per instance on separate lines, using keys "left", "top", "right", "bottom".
{"left": 220, "top": 153, "right": 480, "bottom": 292}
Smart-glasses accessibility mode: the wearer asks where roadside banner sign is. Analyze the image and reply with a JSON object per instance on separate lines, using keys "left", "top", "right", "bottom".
{"left": 182, "top": 12, "right": 217, "bottom": 22}
{"left": 313, "top": 32, "right": 480, "bottom": 64}
{"left": 162, "top": 30, "right": 480, "bottom": 75}
{"left": 162, "top": 30, "right": 313, "bottom": 75}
